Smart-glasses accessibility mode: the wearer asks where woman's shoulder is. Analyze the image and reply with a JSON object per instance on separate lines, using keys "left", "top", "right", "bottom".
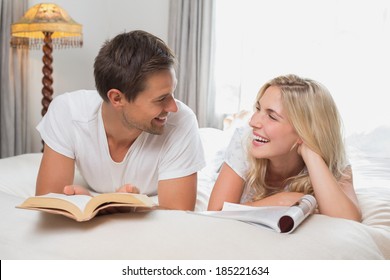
{"left": 225, "top": 124, "right": 251, "bottom": 179}
{"left": 229, "top": 124, "right": 252, "bottom": 147}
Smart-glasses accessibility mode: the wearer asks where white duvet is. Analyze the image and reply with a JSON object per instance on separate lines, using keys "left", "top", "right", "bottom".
{"left": 0, "top": 127, "right": 389, "bottom": 259}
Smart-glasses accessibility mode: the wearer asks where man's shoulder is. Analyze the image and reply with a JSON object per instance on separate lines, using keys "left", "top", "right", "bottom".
{"left": 176, "top": 99, "right": 195, "bottom": 114}
{"left": 53, "top": 89, "right": 100, "bottom": 104}
{"left": 51, "top": 90, "right": 102, "bottom": 122}
{"left": 168, "top": 100, "right": 197, "bottom": 125}
{"left": 62, "top": 89, "right": 100, "bottom": 101}
{"left": 147, "top": 100, "right": 198, "bottom": 141}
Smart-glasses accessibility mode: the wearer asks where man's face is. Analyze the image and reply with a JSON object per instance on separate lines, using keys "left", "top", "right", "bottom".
{"left": 121, "top": 68, "right": 178, "bottom": 135}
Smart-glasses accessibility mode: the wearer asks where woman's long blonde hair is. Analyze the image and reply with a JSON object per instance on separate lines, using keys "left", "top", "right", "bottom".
{"left": 247, "top": 74, "right": 347, "bottom": 199}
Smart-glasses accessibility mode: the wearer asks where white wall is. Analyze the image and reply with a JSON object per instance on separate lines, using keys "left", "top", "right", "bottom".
{"left": 27, "top": 0, "right": 170, "bottom": 152}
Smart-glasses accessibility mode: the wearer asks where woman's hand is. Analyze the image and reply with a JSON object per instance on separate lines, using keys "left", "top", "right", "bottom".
{"left": 297, "top": 141, "right": 323, "bottom": 165}
{"left": 297, "top": 141, "right": 311, "bottom": 157}
{"left": 296, "top": 140, "right": 361, "bottom": 221}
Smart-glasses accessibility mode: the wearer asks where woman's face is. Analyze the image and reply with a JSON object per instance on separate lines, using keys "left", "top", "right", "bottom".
{"left": 249, "top": 86, "right": 300, "bottom": 162}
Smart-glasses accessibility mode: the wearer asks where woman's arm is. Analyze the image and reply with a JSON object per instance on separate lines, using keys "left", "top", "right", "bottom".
{"left": 207, "top": 163, "right": 245, "bottom": 210}
{"left": 245, "top": 192, "right": 305, "bottom": 207}
{"left": 299, "top": 143, "right": 362, "bottom": 221}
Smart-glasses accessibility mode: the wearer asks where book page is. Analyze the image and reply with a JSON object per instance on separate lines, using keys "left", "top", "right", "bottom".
{"left": 85, "top": 193, "right": 155, "bottom": 214}
{"left": 42, "top": 193, "right": 92, "bottom": 212}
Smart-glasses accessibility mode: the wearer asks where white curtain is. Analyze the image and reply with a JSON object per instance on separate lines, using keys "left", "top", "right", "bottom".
{"left": 168, "top": 0, "right": 221, "bottom": 128}
{"left": 0, "top": 0, "right": 29, "bottom": 158}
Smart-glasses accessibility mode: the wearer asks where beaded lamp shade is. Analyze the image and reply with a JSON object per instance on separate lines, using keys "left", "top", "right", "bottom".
{"left": 11, "top": 3, "right": 83, "bottom": 49}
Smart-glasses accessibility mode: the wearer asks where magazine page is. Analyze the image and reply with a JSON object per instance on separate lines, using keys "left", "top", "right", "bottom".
{"left": 193, "top": 195, "right": 317, "bottom": 233}
{"left": 196, "top": 204, "right": 290, "bottom": 232}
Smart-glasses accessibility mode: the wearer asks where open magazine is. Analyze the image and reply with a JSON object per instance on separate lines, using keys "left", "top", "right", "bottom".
{"left": 196, "top": 194, "right": 317, "bottom": 233}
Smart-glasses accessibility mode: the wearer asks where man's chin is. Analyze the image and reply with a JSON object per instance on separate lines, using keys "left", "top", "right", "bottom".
{"left": 147, "top": 125, "right": 164, "bottom": 135}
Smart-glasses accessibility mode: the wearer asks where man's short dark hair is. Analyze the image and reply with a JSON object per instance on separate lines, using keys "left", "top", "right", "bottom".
{"left": 94, "top": 30, "right": 177, "bottom": 102}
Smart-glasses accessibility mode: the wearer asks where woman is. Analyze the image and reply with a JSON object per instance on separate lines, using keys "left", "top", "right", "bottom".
{"left": 208, "top": 74, "right": 361, "bottom": 221}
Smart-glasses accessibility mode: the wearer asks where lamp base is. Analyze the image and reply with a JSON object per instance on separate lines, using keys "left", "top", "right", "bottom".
{"left": 41, "top": 31, "right": 54, "bottom": 117}
{"left": 41, "top": 31, "right": 54, "bottom": 152}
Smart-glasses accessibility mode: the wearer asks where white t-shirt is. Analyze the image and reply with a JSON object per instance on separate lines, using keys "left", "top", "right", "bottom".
{"left": 224, "top": 125, "right": 255, "bottom": 203}
{"left": 37, "top": 90, "right": 206, "bottom": 196}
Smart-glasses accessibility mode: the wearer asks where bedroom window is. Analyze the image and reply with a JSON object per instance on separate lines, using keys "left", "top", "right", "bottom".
{"left": 214, "top": 0, "right": 390, "bottom": 135}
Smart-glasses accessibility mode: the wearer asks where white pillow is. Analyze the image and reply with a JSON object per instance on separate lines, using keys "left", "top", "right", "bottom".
{"left": 347, "top": 124, "right": 390, "bottom": 158}
{"left": 196, "top": 128, "right": 228, "bottom": 211}
{"left": 199, "top": 127, "right": 231, "bottom": 174}
{"left": 0, "top": 153, "right": 42, "bottom": 198}
{"left": 0, "top": 128, "right": 235, "bottom": 211}
{"left": 0, "top": 152, "right": 215, "bottom": 212}
{"left": 0, "top": 153, "right": 87, "bottom": 198}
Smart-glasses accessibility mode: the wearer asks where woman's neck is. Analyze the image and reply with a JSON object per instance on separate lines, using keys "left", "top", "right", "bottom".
{"left": 266, "top": 156, "right": 305, "bottom": 188}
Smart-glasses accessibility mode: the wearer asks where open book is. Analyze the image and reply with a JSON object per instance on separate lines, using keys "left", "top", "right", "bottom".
{"left": 17, "top": 192, "right": 155, "bottom": 222}
{"left": 197, "top": 194, "right": 317, "bottom": 233}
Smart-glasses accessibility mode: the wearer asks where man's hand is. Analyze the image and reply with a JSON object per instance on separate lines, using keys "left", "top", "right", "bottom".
{"left": 116, "top": 184, "right": 140, "bottom": 194}
{"left": 101, "top": 184, "right": 142, "bottom": 215}
{"left": 63, "top": 185, "right": 91, "bottom": 196}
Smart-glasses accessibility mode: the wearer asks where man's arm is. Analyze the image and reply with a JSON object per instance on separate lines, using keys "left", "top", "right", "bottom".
{"left": 36, "top": 145, "right": 76, "bottom": 195}
{"left": 157, "top": 173, "right": 198, "bottom": 211}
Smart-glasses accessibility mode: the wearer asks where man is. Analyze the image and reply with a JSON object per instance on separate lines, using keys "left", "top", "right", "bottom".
{"left": 35, "top": 30, "right": 205, "bottom": 211}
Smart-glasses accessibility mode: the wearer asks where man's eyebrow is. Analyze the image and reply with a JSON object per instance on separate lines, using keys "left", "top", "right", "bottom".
{"left": 153, "top": 93, "right": 172, "bottom": 101}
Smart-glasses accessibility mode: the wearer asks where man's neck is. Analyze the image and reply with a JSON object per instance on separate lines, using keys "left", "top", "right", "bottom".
{"left": 101, "top": 102, "right": 142, "bottom": 162}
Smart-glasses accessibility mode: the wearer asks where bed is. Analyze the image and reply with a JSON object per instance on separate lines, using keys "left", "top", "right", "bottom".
{"left": 0, "top": 123, "right": 389, "bottom": 260}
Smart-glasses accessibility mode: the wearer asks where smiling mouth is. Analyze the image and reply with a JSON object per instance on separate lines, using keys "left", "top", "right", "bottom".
{"left": 154, "top": 115, "right": 168, "bottom": 125}
{"left": 253, "top": 135, "right": 270, "bottom": 143}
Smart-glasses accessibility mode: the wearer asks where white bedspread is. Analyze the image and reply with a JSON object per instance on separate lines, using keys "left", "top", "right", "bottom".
{"left": 0, "top": 126, "right": 389, "bottom": 260}
{"left": 0, "top": 188, "right": 389, "bottom": 260}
